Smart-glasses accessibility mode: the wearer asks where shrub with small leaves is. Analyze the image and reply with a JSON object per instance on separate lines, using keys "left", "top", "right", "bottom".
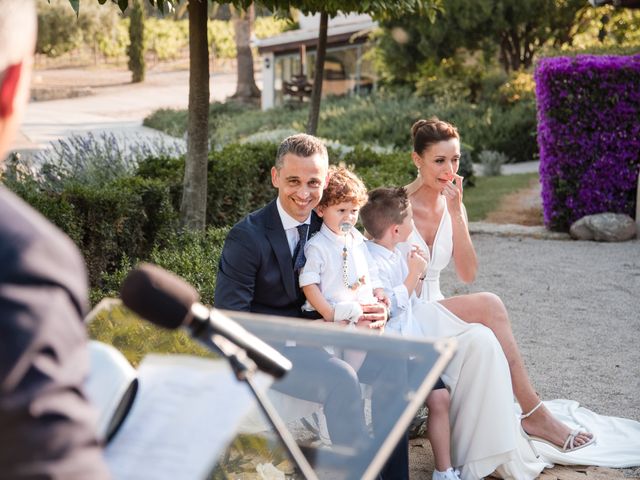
{"left": 34, "top": 132, "right": 185, "bottom": 192}
{"left": 96, "top": 226, "right": 229, "bottom": 306}
{"left": 535, "top": 54, "right": 640, "bottom": 230}
{"left": 478, "top": 150, "right": 509, "bottom": 176}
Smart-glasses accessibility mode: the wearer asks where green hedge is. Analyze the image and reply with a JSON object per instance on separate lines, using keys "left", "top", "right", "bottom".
{"left": 65, "top": 177, "right": 176, "bottom": 283}
{"left": 6, "top": 175, "right": 177, "bottom": 286}
{"left": 97, "top": 227, "right": 229, "bottom": 305}
{"left": 7, "top": 141, "right": 475, "bottom": 293}
{"left": 136, "top": 142, "right": 278, "bottom": 227}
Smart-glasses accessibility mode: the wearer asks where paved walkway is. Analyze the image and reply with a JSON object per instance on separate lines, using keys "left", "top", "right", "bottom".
{"left": 473, "top": 160, "right": 540, "bottom": 176}
{"left": 16, "top": 68, "right": 239, "bottom": 153}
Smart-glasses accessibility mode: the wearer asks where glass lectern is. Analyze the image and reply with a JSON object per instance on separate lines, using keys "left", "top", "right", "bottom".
{"left": 86, "top": 301, "right": 456, "bottom": 480}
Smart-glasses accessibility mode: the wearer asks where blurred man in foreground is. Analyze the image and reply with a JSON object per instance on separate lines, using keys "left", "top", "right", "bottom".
{"left": 0, "top": 1, "right": 110, "bottom": 478}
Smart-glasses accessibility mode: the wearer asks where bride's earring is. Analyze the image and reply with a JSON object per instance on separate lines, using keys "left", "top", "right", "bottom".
{"left": 412, "top": 153, "right": 422, "bottom": 179}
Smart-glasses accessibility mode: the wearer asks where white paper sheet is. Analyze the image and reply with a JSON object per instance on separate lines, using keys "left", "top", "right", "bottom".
{"left": 105, "top": 354, "right": 272, "bottom": 480}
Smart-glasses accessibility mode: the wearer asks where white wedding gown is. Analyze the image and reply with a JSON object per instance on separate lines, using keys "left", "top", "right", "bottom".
{"left": 399, "top": 201, "right": 640, "bottom": 479}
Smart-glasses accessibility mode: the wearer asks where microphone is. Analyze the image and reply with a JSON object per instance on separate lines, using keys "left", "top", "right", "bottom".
{"left": 120, "top": 263, "right": 292, "bottom": 379}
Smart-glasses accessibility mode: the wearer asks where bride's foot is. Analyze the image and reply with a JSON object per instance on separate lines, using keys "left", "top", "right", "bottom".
{"left": 520, "top": 401, "right": 594, "bottom": 451}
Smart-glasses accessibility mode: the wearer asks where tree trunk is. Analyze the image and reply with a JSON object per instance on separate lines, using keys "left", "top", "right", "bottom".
{"left": 180, "top": 0, "right": 209, "bottom": 231}
{"left": 231, "top": 4, "right": 260, "bottom": 102}
{"left": 498, "top": 35, "right": 510, "bottom": 73}
{"left": 499, "top": 30, "right": 521, "bottom": 73}
{"left": 306, "top": 11, "right": 328, "bottom": 136}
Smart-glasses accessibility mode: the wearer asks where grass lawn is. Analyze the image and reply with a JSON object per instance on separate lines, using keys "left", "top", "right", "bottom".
{"left": 88, "top": 301, "right": 211, "bottom": 366}
{"left": 464, "top": 172, "right": 539, "bottom": 221}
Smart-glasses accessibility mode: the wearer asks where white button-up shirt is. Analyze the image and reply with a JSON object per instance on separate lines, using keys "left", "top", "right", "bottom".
{"left": 276, "top": 198, "right": 310, "bottom": 255}
{"left": 299, "top": 224, "right": 382, "bottom": 312}
{"left": 366, "top": 241, "right": 414, "bottom": 336}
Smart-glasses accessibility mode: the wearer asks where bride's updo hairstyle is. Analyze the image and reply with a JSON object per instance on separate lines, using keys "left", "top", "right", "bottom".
{"left": 411, "top": 117, "right": 459, "bottom": 156}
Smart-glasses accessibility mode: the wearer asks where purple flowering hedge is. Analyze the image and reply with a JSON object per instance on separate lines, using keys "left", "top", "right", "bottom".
{"left": 535, "top": 55, "right": 640, "bottom": 231}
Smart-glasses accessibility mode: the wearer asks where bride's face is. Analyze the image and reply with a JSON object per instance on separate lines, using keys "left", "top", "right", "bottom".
{"left": 412, "top": 138, "right": 460, "bottom": 192}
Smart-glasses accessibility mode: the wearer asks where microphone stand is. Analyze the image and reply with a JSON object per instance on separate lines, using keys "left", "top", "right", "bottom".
{"left": 203, "top": 332, "right": 318, "bottom": 480}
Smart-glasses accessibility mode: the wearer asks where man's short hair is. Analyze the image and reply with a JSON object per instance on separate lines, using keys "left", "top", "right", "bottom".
{"left": 0, "top": 0, "right": 36, "bottom": 75}
{"left": 317, "top": 166, "right": 368, "bottom": 209}
{"left": 275, "top": 133, "right": 328, "bottom": 169}
{"left": 361, "top": 187, "right": 410, "bottom": 240}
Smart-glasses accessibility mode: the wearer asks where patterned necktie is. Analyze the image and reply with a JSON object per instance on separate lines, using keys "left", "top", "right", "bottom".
{"left": 292, "top": 223, "right": 309, "bottom": 271}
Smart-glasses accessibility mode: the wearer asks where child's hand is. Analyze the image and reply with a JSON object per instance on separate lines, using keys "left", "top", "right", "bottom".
{"left": 407, "top": 244, "right": 428, "bottom": 273}
{"left": 373, "top": 288, "right": 390, "bottom": 308}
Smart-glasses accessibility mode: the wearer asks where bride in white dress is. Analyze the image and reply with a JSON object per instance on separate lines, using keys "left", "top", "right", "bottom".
{"left": 398, "top": 118, "right": 640, "bottom": 479}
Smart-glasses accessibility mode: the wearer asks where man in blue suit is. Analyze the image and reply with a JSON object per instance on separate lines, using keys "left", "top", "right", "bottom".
{"left": 0, "top": 1, "right": 110, "bottom": 478}
{"left": 214, "top": 134, "right": 408, "bottom": 480}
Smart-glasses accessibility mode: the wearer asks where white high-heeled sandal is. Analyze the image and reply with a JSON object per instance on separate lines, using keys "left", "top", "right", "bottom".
{"left": 519, "top": 401, "right": 596, "bottom": 454}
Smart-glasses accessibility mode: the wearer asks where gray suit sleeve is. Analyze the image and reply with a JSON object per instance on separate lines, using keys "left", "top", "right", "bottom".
{"left": 0, "top": 193, "right": 110, "bottom": 478}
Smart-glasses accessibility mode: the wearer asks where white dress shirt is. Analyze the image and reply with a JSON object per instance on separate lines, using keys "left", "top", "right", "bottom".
{"left": 299, "top": 224, "right": 382, "bottom": 312}
{"left": 276, "top": 198, "right": 310, "bottom": 255}
{"left": 366, "top": 241, "right": 414, "bottom": 336}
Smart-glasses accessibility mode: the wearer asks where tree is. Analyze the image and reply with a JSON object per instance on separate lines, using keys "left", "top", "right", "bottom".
{"left": 494, "top": 0, "right": 588, "bottom": 71}
{"left": 179, "top": 0, "right": 209, "bottom": 230}
{"left": 70, "top": 0, "right": 440, "bottom": 229}
{"left": 128, "top": 0, "right": 145, "bottom": 82}
{"left": 230, "top": 4, "right": 261, "bottom": 102}
{"left": 306, "top": 10, "right": 327, "bottom": 135}
{"left": 377, "top": 0, "right": 589, "bottom": 77}
{"left": 69, "top": 0, "right": 235, "bottom": 231}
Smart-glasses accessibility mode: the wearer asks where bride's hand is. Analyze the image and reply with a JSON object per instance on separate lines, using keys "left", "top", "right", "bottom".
{"left": 442, "top": 174, "right": 464, "bottom": 215}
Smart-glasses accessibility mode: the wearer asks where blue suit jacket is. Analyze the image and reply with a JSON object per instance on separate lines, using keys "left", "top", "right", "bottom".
{"left": 214, "top": 199, "right": 322, "bottom": 318}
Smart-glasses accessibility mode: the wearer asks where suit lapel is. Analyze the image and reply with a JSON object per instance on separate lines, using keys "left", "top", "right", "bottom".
{"left": 264, "top": 201, "right": 298, "bottom": 300}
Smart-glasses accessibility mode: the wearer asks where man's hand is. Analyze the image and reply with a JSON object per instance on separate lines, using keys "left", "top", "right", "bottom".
{"left": 356, "top": 302, "right": 388, "bottom": 330}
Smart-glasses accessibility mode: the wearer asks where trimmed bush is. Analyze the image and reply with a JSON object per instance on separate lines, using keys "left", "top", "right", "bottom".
{"left": 535, "top": 54, "right": 640, "bottom": 231}
{"left": 136, "top": 143, "right": 278, "bottom": 227}
{"left": 478, "top": 150, "right": 508, "bottom": 176}
{"left": 6, "top": 175, "right": 178, "bottom": 286}
{"left": 63, "top": 177, "right": 178, "bottom": 285}
{"left": 8, "top": 141, "right": 475, "bottom": 294}
{"left": 137, "top": 142, "right": 475, "bottom": 229}
{"left": 206, "top": 143, "right": 277, "bottom": 226}
{"left": 97, "top": 227, "right": 229, "bottom": 305}
{"left": 4, "top": 176, "right": 84, "bottom": 245}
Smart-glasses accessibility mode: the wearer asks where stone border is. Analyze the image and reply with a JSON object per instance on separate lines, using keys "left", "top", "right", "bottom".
{"left": 469, "top": 221, "right": 571, "bottom": 240}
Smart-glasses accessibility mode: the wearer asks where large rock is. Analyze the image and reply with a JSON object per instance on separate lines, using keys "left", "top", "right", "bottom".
{"left": 569, "top": 213, "right": 637, "bottom": 242}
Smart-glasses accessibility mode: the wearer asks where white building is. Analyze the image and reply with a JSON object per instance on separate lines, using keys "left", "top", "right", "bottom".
{"left": 255, "top": 13, "right": 378, "bottom": 110}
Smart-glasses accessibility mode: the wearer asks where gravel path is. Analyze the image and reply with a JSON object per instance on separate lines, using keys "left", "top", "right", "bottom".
{"left": 407, "top": 232, "right": 640, "bottom": 479}
{"left": 440, "top": 233, "right": 640, "bottom": 421}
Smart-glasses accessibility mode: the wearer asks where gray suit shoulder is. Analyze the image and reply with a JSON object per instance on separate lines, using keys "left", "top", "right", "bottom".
{"left": 0, "top": 187, "right": 88, "bottom": 314}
